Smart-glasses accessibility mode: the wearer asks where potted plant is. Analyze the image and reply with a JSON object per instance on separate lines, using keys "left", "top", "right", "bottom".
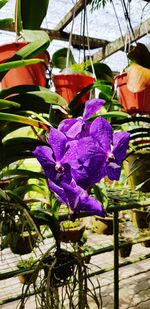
{"left": 59, "top": 220, "right": 86, "bottom": 243}
{"left": 114, "top": 43, "right": 150, "bottom": 115}
{"left": 139, "top": 228, "right": 150, "bottom": 248}
{"left": 132, "top": 207, "right": 150, "bottom": 229}
{"left": 52, "top": 47, "right": 113, "bottom": 109}
{"left": 118, "top": 222, "right": 133, "bottom": 258}
{"left": 17, "top": 256, "right": 37, "bottom": 284}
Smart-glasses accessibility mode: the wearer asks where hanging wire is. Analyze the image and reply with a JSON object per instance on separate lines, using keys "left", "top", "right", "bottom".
{"left": 85, "top": 1, "right": 96, "bottom": 79}
{"left": 82, "top": 0, "right": 87, "bottom": 63}
{"left": 138, "top": 1, "right": 150, "bottom": 41}
{"left": 121, "top": 0, "right": 136, "bottom": 42}
{"left": 111, "top": 0, "right": 124, "bottom": 46}
{"left": 66, "top": 0, "right": 77, "bottom": 70}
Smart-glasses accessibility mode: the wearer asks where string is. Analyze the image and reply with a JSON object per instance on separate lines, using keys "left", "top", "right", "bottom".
{"left": 15, "top": 0, "right": 19, "bottom": 42}
{"left": 85, "top": 1, "right": 96, "bottom": 79}
{"left": 66, "top": 0, "right": 77, "bottom": 71}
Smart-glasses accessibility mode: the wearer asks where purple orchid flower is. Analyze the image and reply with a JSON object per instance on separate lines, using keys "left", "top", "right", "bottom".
{"left": 62, "top": 136, "right": 107, "bottom": 189}
{"left": 33, "top": 128, "right": 72, "bottom": 185}
{"left": 49, "top": 179, "right": 105, "bottom": 217}
{"left": 58, "top": 98, "right": 105, "bottom": 140}
{"left": 90, "top": 117, "right": 130, "bottom": 180}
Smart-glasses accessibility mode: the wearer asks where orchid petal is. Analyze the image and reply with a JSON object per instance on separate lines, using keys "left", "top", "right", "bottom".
{"left": 113, "top": 132, "right": 130, "bottom": 165}
{"left": 48, "top": 127, "right": 67, "bottom": 161}
{"left": 107, "top": 162, "right": 121, "bottom": 180}
{"left": 33, "top": 146, "right": 57, "bottom": 180}
{"left": 83, "top": 98, "right": 105, "bottom": 121}
{"left": 90, "top": 117, "right": 112, "bottom": 152}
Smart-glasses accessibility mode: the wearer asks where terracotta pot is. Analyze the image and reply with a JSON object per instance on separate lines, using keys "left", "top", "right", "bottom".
{"left": 124, "top": 153, "right": 150, "bottom": 192}
{"left": 59, "top": 222, "right": 85, "bottom": 243}
{"left": 132, "top": 209, "right": 150, "bottom": 229}
{"left": 0, "top": 42, "right": 49, "bottom": 88}
{"left": 119, "top": 242, "right": 132, "bottom": 258}
{"left": 92, "top": 216, "right": 113, "bottom": 235}
{"left": 53, "top": 74, "right": 95, "bottom": 107}
{"left": 114, "top": 73, "right": 150, "bottom": 114}
{"left": 10, "top": 231, "right": 38, "bottom": 255}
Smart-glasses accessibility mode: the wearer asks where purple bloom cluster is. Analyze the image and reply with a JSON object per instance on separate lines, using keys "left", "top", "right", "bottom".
{"left": 33, "top": 99, "right": 130, "bottom": 217}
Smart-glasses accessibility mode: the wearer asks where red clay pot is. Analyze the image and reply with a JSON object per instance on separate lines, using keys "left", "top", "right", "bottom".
{"left": 0, "top": 42, "right": 50, "bottom": 88}
{"left": 53, "top": 73, "right": 95, "bottom": 106}
{"left": 115, "top": 72, "right": 150, "bottom": 114}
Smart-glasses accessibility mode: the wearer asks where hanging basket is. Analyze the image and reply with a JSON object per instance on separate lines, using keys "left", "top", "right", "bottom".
{"left": 92, "top": 216, "right": 113, "bottom": 235}
{"left": 114, "top": 72, "right": 150, "bottom": 115}
{"left": 53, "top": 73, "right": 95, "bottom": 107}
{"left": 124, "top": 152, "right": 150, "bottom": 193}
{"left": 0, "top": 42, "right": 49, "bottom": 88}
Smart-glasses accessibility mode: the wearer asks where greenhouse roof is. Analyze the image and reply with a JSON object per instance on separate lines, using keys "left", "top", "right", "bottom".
{"left": 0, "top": 0, "right": 149, "bottom": 71}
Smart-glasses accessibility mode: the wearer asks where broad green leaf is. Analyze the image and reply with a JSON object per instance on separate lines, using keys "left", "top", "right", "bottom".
{"left": 22, "top": 30, "right": 50, "bottom": 43}
{"left": 0, "top": 85, "right": 46, "bottom": 99}
{"left": 52, "top": 48, "right": 76, "bottom": 70}
{"left": 0, "top": 137, "right": 45, "bottom": 169}
{"left": 0, "top": 169, "right": 46, "bottom": 180}
{"left": 87, "top": 62, "right": 113, "bottom": 83}
{"left": 0, "top": 0, "right": 8, "bottom": 9}
{"left": 0, "top": 58, "right": 43, "bottom": 72}
{"left": 19, "top": 0, "right": 50, "bottom": 30}
{"left": 0, "top": 112, "right": 50, "bottom": 130}
{"left": 14, "top": 184, "right": 45, "bottom": 196}
{"left": 0, "top": 18, "right": 13, "bottom": 29}
{"left": 0, "top": 99, "right": 20, "bottom": 110}
{"left": 5, "top": 91, "right": 68, "bottom": 113}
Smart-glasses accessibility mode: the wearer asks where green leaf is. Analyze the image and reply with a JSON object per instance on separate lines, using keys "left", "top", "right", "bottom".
{"left": 0, "top": 0, "right": 8, "bottom": 9}
{"left": 19, "top": 0, "right": 50, "bottom": 30}
{"left": 0, "top": 99, "right": 20, "bottom": 110}
{"left": 14, "top": 184, "right": 45, "bottom": 196}
{"left": 0, "top": 18, "right": 13, "bottom": 29}
{"left": 0, "top": 169, "right": 46, "bottom": 180}
{"left": 0, "top": 58, "right": 43, "bottom": 72}
{"left": 0, "top": 137, "right": 45, "bottom": 169}
{"left": 52, "top": 48, "right": 76, "bottom": 70}
{"left": 5, "top": 90, "right": 67, "bottom": 113}
{"left": 87, "top": 62, "right": 113, "bottom": 83}
{"left": 22, "top": 30, "right": 50, "bottom": 43}
{"left": 0, "top": 112, "right": 50, "bottom": 130}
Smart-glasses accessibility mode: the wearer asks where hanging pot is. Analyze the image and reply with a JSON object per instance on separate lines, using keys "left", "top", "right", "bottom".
{"left": 92, "top": 216, "right": 113, "bottom": 235}
{"left": 119, "top": 240, "right": 132, "bottom": 258}
{"left": 124, "top": 152, "right": 150, "bottom": 192}
{"left": 0, "top": 42, "right": 49, "bottom": 88}
{"left": 114, "top": 72, "right": 150, "bottom": 114}
{"left": 53, "top": 73, "right": 95, "bottom": 107}
{"left": 59, "top": 221, "right": 85, "bottom": 243}
{"left": 132, "top": 208, "right": 150, "bottom": 229}
{"left": 9, "top": 231, "right": 38, "bottom": 255}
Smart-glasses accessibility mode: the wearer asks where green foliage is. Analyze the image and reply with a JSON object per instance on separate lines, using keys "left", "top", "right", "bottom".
{"left": 51, "top": 48, "right": 76, "bottom": 70}
{"left": 90, "top": 0, "right": 111, "bottom": 11}
{"left": 17, "top": 256, "right": 36, "bottom": 269}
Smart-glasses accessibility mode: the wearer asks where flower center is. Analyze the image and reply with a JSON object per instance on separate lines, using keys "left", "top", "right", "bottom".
{"left": 55, "top": 162, "right": 64, "bottom": 174}
{"left": 107, "top": 152, "right": 115, "bottom": 162}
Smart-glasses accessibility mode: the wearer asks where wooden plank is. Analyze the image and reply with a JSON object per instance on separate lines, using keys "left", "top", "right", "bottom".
{"left": 93, "top": 17, "right": 150, "bottom": 62}
{"left": 54, "top": 0, "right": 92, "bottom": 31}
{"left": 2, "top": 23, "right": 109, "bottom": 49}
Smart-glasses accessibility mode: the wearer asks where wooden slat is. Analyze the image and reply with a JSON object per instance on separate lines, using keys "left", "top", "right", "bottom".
{"left": 2, "top": 23, "right": 109, "bottom": 49}
{"left": 54, "top": 0, "right": 92, "bottom": 31}
{"left": 93, "top": 17, "right": 150, "bottom": 62}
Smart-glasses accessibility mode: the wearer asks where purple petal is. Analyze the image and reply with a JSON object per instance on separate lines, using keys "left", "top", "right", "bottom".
{"left": 62, "top": 181, "right": 105, "bottom": 216}
{"left": 63, "top": 137, "right": 107, "bottom": 188}
{"left": 48, "top": 180, "right": 68, "bottom": 205}
{"left": 58, "top": 118, "right": 78, "bottom": 135}
{"left": 107, "top": 162, "right": 121, "bottom": 180}
{"left": 48, "top": 128, "right": 67, "bottom": 161}
{"left": 83, "top": 99, "right": 105, "bottom": 121}
{"left": 112, "top": 132, "right": 130, "bottom": 165}
{"left": 33, "top": 146, "right": 57, "bottom": 180}
{"left": 90, "top": 117, "right": 112, "bottom": 152}
{"left": 63, "top": 119, "right": 83, "bottom": 139}
{"left": 78, "top": 195, "right": 105, "bottom": 216}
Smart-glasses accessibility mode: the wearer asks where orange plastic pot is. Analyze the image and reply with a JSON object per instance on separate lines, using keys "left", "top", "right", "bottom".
{"left": 115, "top": 72, "right": 150, "bottom": 114}
{"left": 0, "top": 42, "right": 50, "bottom": 88}
{"left": 53, "top": 74, "right": 95, "bottom": 106}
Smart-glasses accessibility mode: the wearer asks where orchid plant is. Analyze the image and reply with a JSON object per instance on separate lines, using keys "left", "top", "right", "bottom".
{"left": 33, "top": 98, "right": 130, "bottom": 223}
